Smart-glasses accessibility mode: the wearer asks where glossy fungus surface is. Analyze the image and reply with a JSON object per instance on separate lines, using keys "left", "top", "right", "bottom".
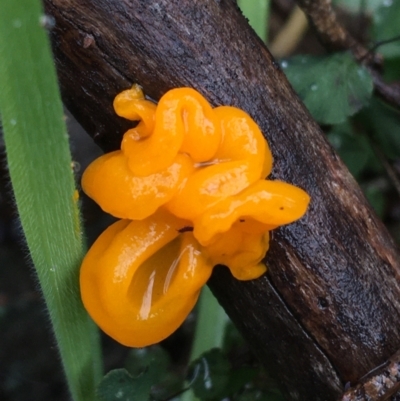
{"left": 80, "top": 85, "right": 310, "bottom": 347}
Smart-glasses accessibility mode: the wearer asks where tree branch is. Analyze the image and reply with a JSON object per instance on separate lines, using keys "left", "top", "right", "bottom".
{"left": 294, "top": 0, "right": 367, "bottom": 56}
{"left": 340, "top": 350, "right": 400, "bottom": 401}
{"left": 295, "top": 0, "right": 400, "bottom": 110}
{"left": 44, "top": 1, "right": 400, "bottom": 399}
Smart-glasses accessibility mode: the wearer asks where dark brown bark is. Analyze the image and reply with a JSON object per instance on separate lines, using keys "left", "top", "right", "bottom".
{"left": 43, "top": 0, "right": 400, "bottom": 400}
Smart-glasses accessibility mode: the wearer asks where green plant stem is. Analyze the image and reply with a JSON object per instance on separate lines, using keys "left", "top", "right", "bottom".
{"left": 0, "top": 1, "right": 102, "bottom": 400}
{"left": 238, "top": 0, "right": 271, "bottom": 43}
{"left": 190, "top": 286, "right": 228, "bottom": 360}
{"left": 182, "top": 286, "right": 228, "bottom": 401}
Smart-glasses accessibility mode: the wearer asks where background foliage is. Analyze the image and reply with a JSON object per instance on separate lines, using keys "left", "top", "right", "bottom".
{"left": 1, "top": 1, "right": 400, "bottom": 400}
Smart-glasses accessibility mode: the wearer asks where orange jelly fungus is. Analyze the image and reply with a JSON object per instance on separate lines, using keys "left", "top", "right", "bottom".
{"left": 80, "top": 85, "right": 310, "bottom": 347}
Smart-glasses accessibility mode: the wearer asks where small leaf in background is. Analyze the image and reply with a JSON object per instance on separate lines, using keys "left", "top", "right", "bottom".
{"left": 332, "top": 0, "right": 388, "bottom": 13}
{"left": 362, "top": 180, "right": 387, "bottom": 217}
{"left": 97, "top": 369, "right": 151, "bottom": 401}
{"left": 187, "top": 348, "right": 231, "bottom": 400}
{"left": 222, "top": 320, "right": 247, "bottom": 353}
{"left": 97, "top": 362, "right": 165, "bottom": 401}
{"left": 225, "top": 367, "right": 258, "bottom": 395}
{"left": 380, "top": 57, "right": 400, "bottom": 81}
{"left": 150, "top": 371, "right": 184, "bottom": 401}
{"left": 281, "top": 52, "right": 374, "bottom": 125}
{"left": 371, "top": 0, "right": 400, "bottom": 59}
{"left": 237, "top": 0, "right": 270, "bottom": 43}
{"left": 327, "top": 121, "right": 372, "bottom": 178}
{"left": 125, "top": 346, "right": 184, "bottom": 401}
{"left": 361, "top": 98, "right": 400, "bottom": 161}
{"left": 125, "top": 345, "right": 170, "bottom": 379}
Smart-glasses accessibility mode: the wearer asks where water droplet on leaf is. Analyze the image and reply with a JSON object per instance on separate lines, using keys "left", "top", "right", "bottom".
{"left": 39, "top": 15, "right": 56, "bottom": 29}
{"left": 12, "top": 19, "right": 22, "bottom": 28}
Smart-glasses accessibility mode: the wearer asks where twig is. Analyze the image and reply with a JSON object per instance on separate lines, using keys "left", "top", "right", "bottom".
{"left": 339, "top": 349, "right": 400, "bottom": 401}
{"left": 269, "top": 6, "right": 309, "bottom": 58}
{"left": 369, "top": 34, "right": 400, "bottom": 55}
{"left": 295, "top": 0, "right": 368, "bottom": 58}
{"left": 370, "top": 73, "right": 400, "bottom": 111}
{"left": 294, "top": 0, "right": 400, "bottom": 111}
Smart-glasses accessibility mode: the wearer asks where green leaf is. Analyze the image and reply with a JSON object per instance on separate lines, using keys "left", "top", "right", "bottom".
{"left": 189, "top": 287, "right": 228, "bottom": 362}
{"left": 181, "top": 287, "right": 228, "bottom": 401}
{"left": 0, "top": 1, "right": 101, "bottom": 400}
{"left": 281, "top": 52, "right": 374, "bottom": 124}
{"left": 188, "top": 349, "right": 231, "bottom": 400}
{"left": 98, "top": 359, "right": 167, "bottom": 401}
{"left": 124, "top": 347, "right": 184, "bottom": 401}
{"left": 97, "top": 346, "right": 176, "bottom": 401}
{"left": 125, "top": 346, "right": 170, "bottom": 379}
{"left": 363, "top": 182, "right": 387, "bottom": 217}
{"left": 225, "top": 367, "right": 258, "bottom": 395}
{"left": 380, "top": 57, "right": 400, "bottom": 81}
{"left": 150, "top": 371, "right": 184, "bottom": 401}
{"left": 97, "top": 369, "right": 152, "bottom": 401}
{"left": 238, "top": 0, "right": 270, "bottom": 43}
{"left": 222, "top": 320, "right": 246, "bottom": 353}
{"left": 333, "top": 0, "right": 388, "bottom": 13}
{"left": 371, "top": 1, "right": 400, "bottom": 58}
{"left": 361, "top": 98, "right": 400, "bottom": 160}
{"left": 327, "top": 122, "right": 372, "bottom": 178}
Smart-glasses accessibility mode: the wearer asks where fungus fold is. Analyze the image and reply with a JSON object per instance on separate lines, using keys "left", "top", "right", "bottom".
{"left": 80, "top": 85, "right": 310, "bottom": 347}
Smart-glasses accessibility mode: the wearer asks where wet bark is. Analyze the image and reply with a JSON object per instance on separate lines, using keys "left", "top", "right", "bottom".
{"left": 43, "top": 0, "right": 400, "bottom": 400}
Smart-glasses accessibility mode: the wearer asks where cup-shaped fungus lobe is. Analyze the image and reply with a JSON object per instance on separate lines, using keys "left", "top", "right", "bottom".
{"left": 80, "top": 85, "right": 311, "bottom": 348}
{"left": 120, "top": 88, "right": 221, "bottom": 177}
{"left": 80, "top": 211, "right": 213, "bottom": 347}
{"left": 113, "top": 84, "right": 156, "bottom": 137}
{"left": 193, "top": 180, "right": 311, "bottom": 246}
{"left": 213, "top": 106, "right": 272, "bottom": 178}
{"left": 165, "top": 106, "right": 272, "bottom": 221}
{"left": 192, "top": 180, "right": 310, "bottom": 280}
{"left": 81, "top": 151, "right": 194, "bottom": 220}
{"left": 203, "top": 223, "right": 270, "bottom": 281}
